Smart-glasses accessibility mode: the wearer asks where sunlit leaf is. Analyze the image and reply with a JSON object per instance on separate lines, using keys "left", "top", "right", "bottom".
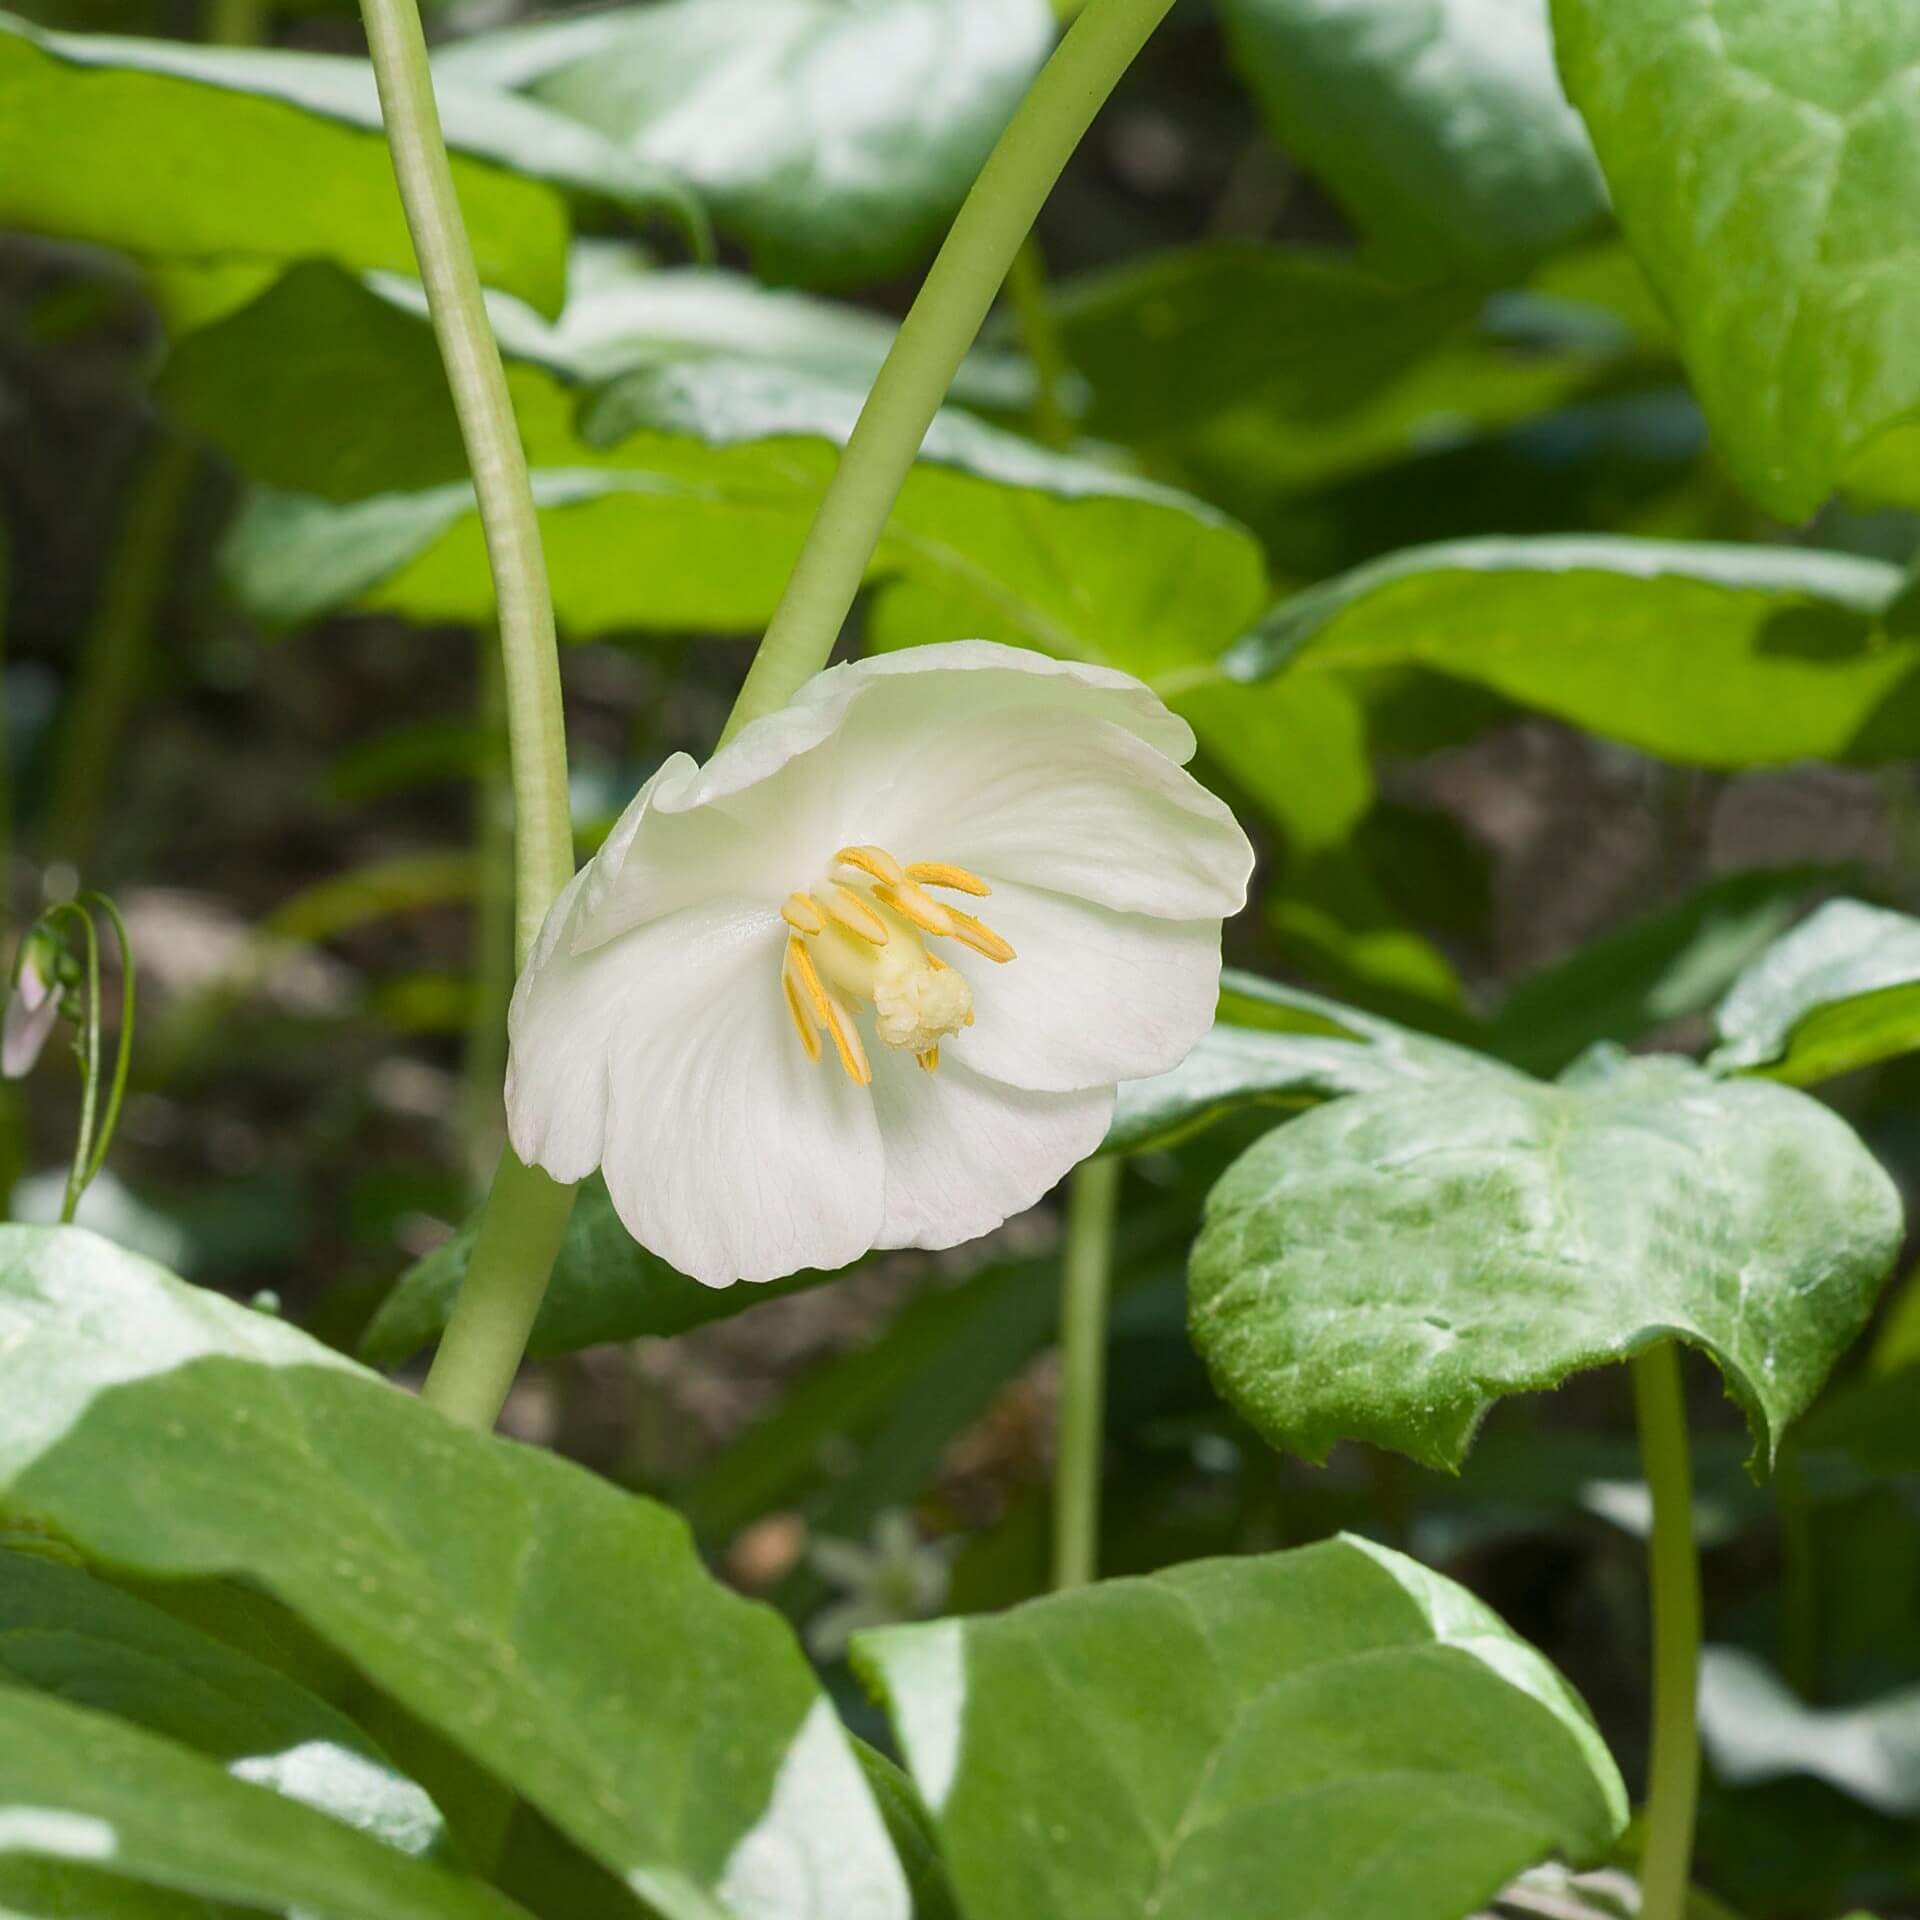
{"left": 0, "top": 1225, "right": 911, "bottom": 1920}
{"left": 1231, "top": 536, "right": 1920, "bottom": 767}
{"left": 1709, "top": 899, "right": 1920, "bottom": 1085}
{"left": 0, "top": 14, "right": 697, "bottom": 315}
{"left": 1221, "top": 0, "right": 1604, "bottom": 278}
{"left": 855, "top": 1535, "right": 1627, "bottom": 1920}
{"left": 1552, "top": 0, "right": 1920, "bottom": 517}
{"left": 436, "top": 0, "right": 1054, "bottom": 286}
{"left": 1191, "top": 1053, "right": 1901, "bottom": 1471}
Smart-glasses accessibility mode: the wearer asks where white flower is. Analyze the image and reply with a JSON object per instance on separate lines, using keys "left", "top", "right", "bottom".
{"left": 3, "top": 939, "right": 63, "bottom": 1081}
{"left": 804, "top": 1511, "right": 955, "bottom": 1661}
{"left": 506, "top": 642, "right": 1253, "bottom": 1286}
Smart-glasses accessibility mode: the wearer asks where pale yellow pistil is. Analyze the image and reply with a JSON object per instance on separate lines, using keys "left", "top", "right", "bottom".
{"left": 778, "top": 845, "right": 1014, "bottom": 1083}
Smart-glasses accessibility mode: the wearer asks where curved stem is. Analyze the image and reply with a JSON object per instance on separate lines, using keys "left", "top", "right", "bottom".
{"left": 76, "top": 893, "right": 136, "bottom": 1191}
{"left": 358, "top": 0, "right": 576, "bottom": 1426}
{"left": 1052, "top": 1155, "right": 1120, "bottom": 1590}
{"left": 1004, "top": 237, "right": 1074, "bottom": 449}
{"left": 718, "top": 0, "right": 1176, "bottom": 744}
{"left": 1632, "top": 1341, "right": 1702, "bottom": 1920}
{"left": 45, "top": 902, "right": 101, "bottom": 1226}
{"left": 461, "top": 634, "right": 515, "bottom": 1187}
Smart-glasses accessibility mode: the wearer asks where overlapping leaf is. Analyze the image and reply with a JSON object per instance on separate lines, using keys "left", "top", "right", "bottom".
{"left": 1221, "top": 0, "right": 1605, "bottom": 278}
{"left": 1191, "top": 1053, "right": 1902, "bottom": 1471}
{"left": 1231, "top": 536, "right": 1920, "bottom": 767}
{"left": 436, "top": 0, "right": 1053, "bottom": 286}
{"left": 0, "top": 14, "right": 695, "bottom": 315}
{"left": 1709, "top": 899, "right": 1920, "bottom": 1085}
{"left": 0, "top": 1225, "right": 910, "bottom": 1920}
{"left": 1552, "top": 0, "right": 1920, "bottom": 517}
{"left": 855, "top": 1535, "right": 1627, "bottom": 1920}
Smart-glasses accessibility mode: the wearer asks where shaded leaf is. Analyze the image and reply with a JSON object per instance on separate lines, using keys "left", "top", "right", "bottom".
{"left": 1230, "top": 536, "right": 1920, "bottom": 767}
{"left": 361, "top": 1174, "right": 827, "bottom": 1369}
{"left": 0, "top": 1859, "right": 233, "bottom": 1919}
{"left": 1551, "top": 0, "right": 1920, "bottom": 517}
{"left": 1710, "top": 899, "right": 1920, "bottom": 1084}
{"left": 437, "top": 0, "right": 1053, "bottom": 287}
{"left": 0, "top": 1225, "right": 910, "bottom": 1920}
{"left": 0, "top": 13, "right": 696, "bottom": 315}
{"left": 1190, "top": 1054, "right": 1901, "bottom": 1472}
{"left": 855, "top": 1535, "right": 1627, "bottom": 1920}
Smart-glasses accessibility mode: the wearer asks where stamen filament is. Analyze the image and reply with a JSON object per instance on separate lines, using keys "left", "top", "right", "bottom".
{"left": 782, "top": 968, "right": 823, "bottom": 1062}
{"left": 945, "top": 907, "right": 1015, "bottom": 963}
{"left": 873, "top": 880, "right": 956, "bottom": 938}
{"left": 917, "top": 1046, "right": 940, "bottom": 1073}
{"left": 822, "top": 996, "right": 873, "bottom": 1086}
{"left": 835, "top": 845, "right": 907, "bottom": 887}
{"left": 908, "top": 861, "right": 990, "bottom": 897}
{"left": 787, "top": 935, "right": 870, "bottom": 1085}
{"left": 781, "top": 892, "right": 827, "bottom": 934}
{"left": 823, "top": 884, "right": 889, "bottom": 945}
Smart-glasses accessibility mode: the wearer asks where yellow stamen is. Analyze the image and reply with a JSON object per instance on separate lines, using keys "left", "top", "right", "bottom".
{"left": 821, "top": 996, "right": 872, "bottom": 1086}
{"left": 944, "top": 907, "right": 1015, "bottom": 963}
{"left": 787, "top": 937, "right": 870, "bottom": 1085}
{"left": 917, "top": 1046, "right": 940, "bottom": 1073}
{"left": 835, "top": 845, "right": 907, "bottom": 888}
{"left": 781, "top": 892, "right": 826, "bottom": 935}
{"left": 782, "top": 968, "right": 822, "bottom": 1062}
{"left": 872, "top": 880, "right": 956, "bottom": 939}
{"left": 907, "top": 861, "right": 990, "bottom": 897}
{"left": 822, "top": 884, "right": 889, "bottom": 946}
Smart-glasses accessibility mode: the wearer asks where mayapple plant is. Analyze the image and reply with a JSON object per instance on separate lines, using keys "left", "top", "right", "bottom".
{"left": 3, "top": 0, "right": 1919, "bottom": 1918}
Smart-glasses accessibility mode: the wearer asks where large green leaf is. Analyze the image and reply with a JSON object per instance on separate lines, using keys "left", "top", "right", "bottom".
{"left": 1190, "top": 1053, "right": 1902, "bottom": 1471}
{"left": 1220, "top": 0, "right": 1604, "bottom": 278}
{"left": 436, "top": 0, "right": 1053, "bottom": 287}
{"left": 1709, "top": 898, "right": 1920, "bottom": 1085}
{"left": 0, "top": 1225, "right": 911, "bottom": 1920}
{"left": 1230, "top": 536, "right": 1920, "bottom": 767}
{"left": 1107, "top": 970, "right": 1508, "bottom": 1154}
{"left": 360, "top": 1174, "right": 826, "bottom": 1369}
{"left": 1551, "top": 0, "right": 1920, "bottom": 518}
{"left": 0, "top": 15, "right": 694, "bottom": 316}
{"left": 0, "top": 1859, "right": 231, "bottom": 1920}
{"left": 0, "top": 1550, "right": 442, "bottom": 1858}
{"left": 0, "top": 1689, "right": 522, "bottom": 1920}
{"left": 854, "top": 1534, "right": 1627, "bottom": 1920}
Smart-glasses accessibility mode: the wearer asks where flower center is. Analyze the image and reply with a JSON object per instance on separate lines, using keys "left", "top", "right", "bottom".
{"left": 777, "top": 844, "right": 1015, "bottom": 1084}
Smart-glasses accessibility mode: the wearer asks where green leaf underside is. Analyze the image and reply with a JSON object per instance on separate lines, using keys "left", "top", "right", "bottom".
{"left": 1220, "top": 0, "right": 1604, "bottom": 278}
{"left": 1107, "top": 970, "right": 1509, "bottom": 1155}
{"left": 1551, "top": 0, "right": 1920, "bottom": 518}
{"left": 1190, "top": 1054, "right": 1901, "bottom": 1472}
{"left": 0, "top": 1549, "right": 442, "bottom": 1858}
{"left": 1230, "top": 536, "right": 1920, "bottom": 767}
{"left": 0, "top": 1689, "right": 521, "bottom": 1920}
{"left": 360, "top": 1174, "right": 827, "bottom": 1369}
{"left": 436, "top": 0, "right": 1054, "bottom": 288}
{"left": 0, "top": 1226, "right": 909, "bottom": 1920}
{"left": 0, "top": 15, "right": 692, "bottom": 315}
{"left": 855, "top": 1535, "right": 1627, "bottom": 1920}
{"left": 1709, "top": 898, "right": 1920, "bottom": 1083}
{"left": 0, "top": 1857, "right": 235, "bottom": 1920}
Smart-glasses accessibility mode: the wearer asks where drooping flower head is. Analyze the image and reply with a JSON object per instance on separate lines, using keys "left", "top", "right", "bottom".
{"left": 3, "top": 931, "right": 65, "bottom": 1081}
{"left": 507, "top": 642, "right": 1253, "bottom": 1285}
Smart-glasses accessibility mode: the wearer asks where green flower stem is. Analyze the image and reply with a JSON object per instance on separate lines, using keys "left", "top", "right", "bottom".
{"left": 1631, "top": 1340, "right": 1702, "bottom": 1920}
{"left": 45, "top": 439, "right": 195, "bottom": 872}
{"left": 1004, "top": 236, "right": 1074, "bottom": 449}
{"left": 717, "top": 0, "right": 1176, "bottom": 744}
{"left": 1053, "top": 1155, "right": 1120, "bottom": 1589}
{"left": 358, "top": 0, "right": 576, "bottom": 1427}
{"left": 461, "top": 635, "right": 515, "bottom": 1186}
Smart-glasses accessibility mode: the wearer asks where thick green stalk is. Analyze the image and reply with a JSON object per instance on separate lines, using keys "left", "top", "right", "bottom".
{"left": 461, "top": 635, "right": 515, "bottom": 1186}
{"left": 1053, "top": 1155, "right": 1120, "bottom": 1589}
{"left": 45, "top": 440, "right": 195, "bottom": 872}
{"left": 718, "top": 0, "right": 1176, "bottom": 742}
{"left": 1632, "top": 1341, "right": 1702, "bottom": 1920}
{"left": 358, "top": 0, "right": 575, "bottom": 1427}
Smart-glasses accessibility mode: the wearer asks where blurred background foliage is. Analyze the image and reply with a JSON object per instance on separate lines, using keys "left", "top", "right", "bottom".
{"left": 7, "top": 0, "right": 1920, "bottom": 1911}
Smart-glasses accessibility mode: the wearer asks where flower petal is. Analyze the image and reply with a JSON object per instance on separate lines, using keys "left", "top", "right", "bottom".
{"left": 939, "top": 879, "right": 1224, "bottom": 1094}
{"left": 869, "top": 1045, "right": 1114, "bottom": 1250}
{"left": 508, "top": 891, "right": 885, "bottom": 1285}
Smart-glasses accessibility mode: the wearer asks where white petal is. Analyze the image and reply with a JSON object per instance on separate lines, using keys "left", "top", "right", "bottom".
{"left": 853, "top": 707, "right": 1252, "bottom": 919}
{"left": 508, "top": 895, "right": 885, "bottom": 1285}
{"left": 940, "top": 880, "right": 1224, "bottom": 1094}
{"left": 870, "top": 1046, "right": 1114, "bottom": 1251}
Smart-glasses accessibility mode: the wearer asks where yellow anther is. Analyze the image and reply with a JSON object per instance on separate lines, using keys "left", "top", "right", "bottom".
{"left": 872, "top": 880, "right": 956, "bottom": 939}
{"left": 782, "top": 968, "right": 822, "bottom": 1063}
{"left": 907, "top": 861, "right": 990, "bottom": 897}
{"left": 835, "top": 845, "right": 907, "bottom": 888}
{"left": 787, "top": 936, "right": 869, "bottom": 1085}
{"left": 821, "top": 996, "right": 872, "bottom": 1086}
{"left": 916, "top": 1046, "right": 940, "bottom": 1074}
{"left": 781, "top": 892, "right": 827, "bottom": 935}
{"left": 822, "top": 884, "right": 889, "bottom": 946}
{"left": 944, "top": 908, "right": 1015, "bottom": 964}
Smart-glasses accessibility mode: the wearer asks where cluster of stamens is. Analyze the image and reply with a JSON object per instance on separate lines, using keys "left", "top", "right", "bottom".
{"left": 779, "top": 845, "right": 1014, "bottom": 1084}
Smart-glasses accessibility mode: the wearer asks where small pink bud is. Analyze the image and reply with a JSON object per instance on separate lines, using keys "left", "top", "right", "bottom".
{"left": 3, "top": 946, "right": 63, "bottom": 1080}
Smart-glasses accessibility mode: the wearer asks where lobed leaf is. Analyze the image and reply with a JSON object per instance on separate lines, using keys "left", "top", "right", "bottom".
{"left": 1190, "top": 1053, "right": 1902, "bottom": 1472}
{"left": 0, "top": 1225, "right": 911, "bottom": 1920}
{"left": 855, "top": 1534, "right": 1627, "bottom": 1920}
